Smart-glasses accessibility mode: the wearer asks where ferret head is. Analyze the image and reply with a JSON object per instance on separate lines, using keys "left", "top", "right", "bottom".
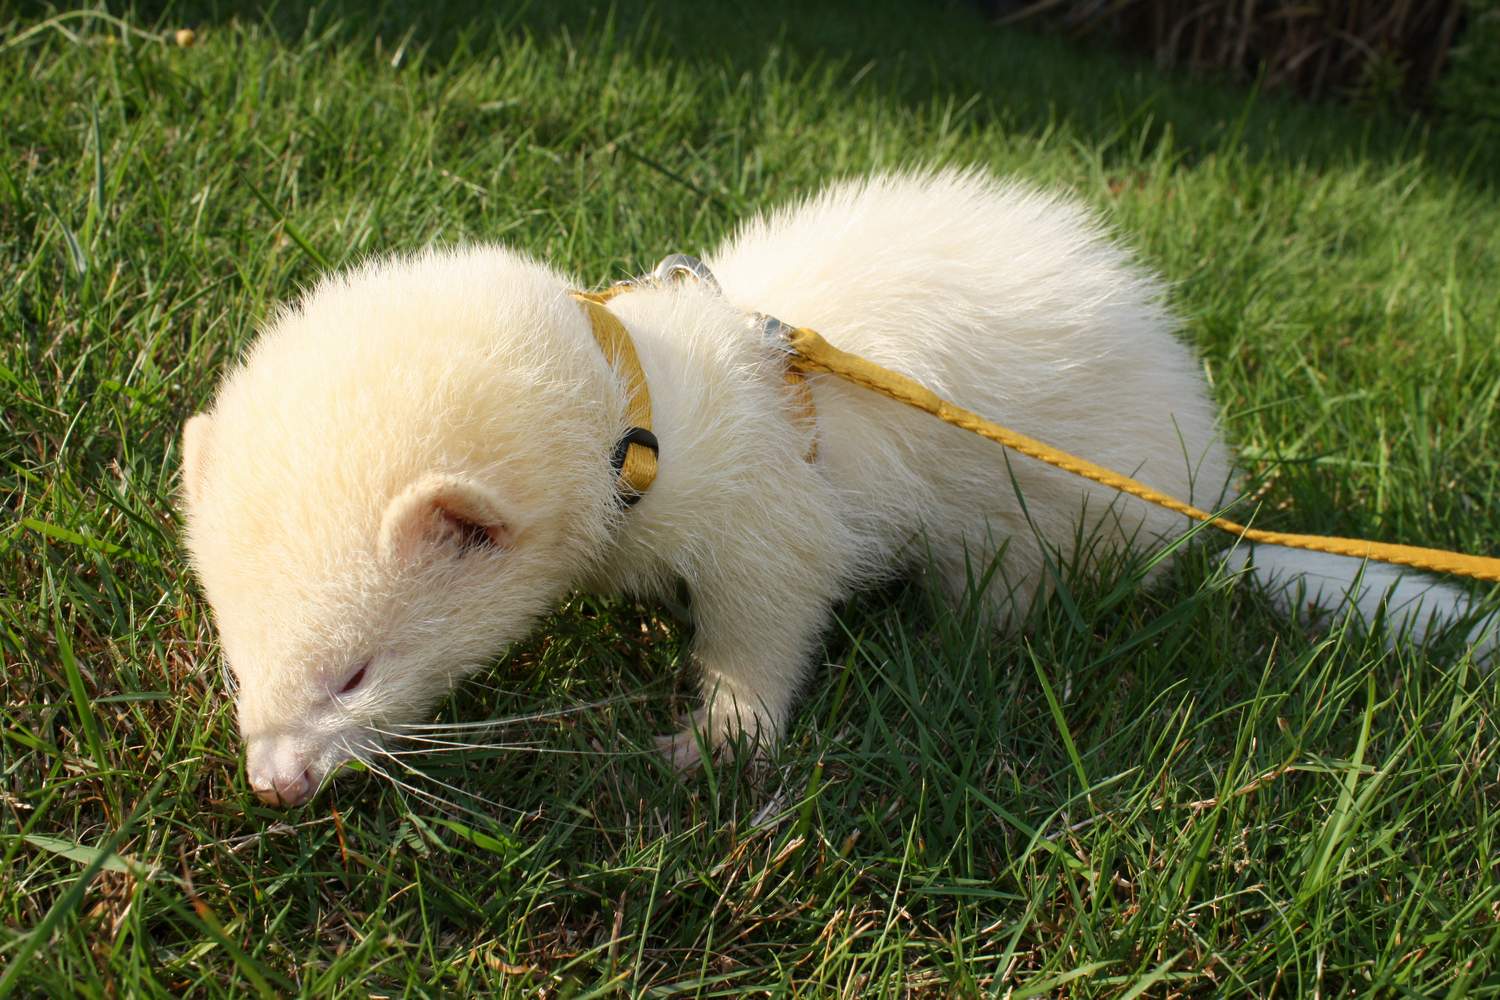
{"left": 179, "top": 248, "right": 620, "bottom": 807}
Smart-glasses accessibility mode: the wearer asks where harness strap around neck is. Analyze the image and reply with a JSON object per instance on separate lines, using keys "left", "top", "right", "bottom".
{"left": 572, "top": 291, "right": 659, "bottom": 506}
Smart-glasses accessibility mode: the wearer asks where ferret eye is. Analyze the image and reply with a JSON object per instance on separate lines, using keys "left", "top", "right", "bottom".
{"left": 338, "top": 661, "right": 369, "bottom": 696}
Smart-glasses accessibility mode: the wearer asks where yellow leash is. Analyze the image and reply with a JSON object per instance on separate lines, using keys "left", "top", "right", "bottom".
{"left": 781, "top": 324, "right": 1500, "bottom": 585}
{"left": 579, "top": 256, "right": 1500, "bottom": 584}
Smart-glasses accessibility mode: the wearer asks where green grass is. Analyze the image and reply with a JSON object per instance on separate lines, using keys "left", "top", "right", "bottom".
{"left": 3, "top": 1, "right": 1499, "bottom": 995}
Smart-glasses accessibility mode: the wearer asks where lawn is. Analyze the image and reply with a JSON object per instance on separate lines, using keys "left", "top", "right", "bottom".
{"left": 3, "top": 1, "right": 1499, "bottom": 995}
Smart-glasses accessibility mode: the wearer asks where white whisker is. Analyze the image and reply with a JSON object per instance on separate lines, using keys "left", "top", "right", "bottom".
{"left": 356, "top": 744, "right": 519, "bottom": 824}
{"left": 393, "top": 695, "right": 644, "bottom": 732}
{"left": 382, "top": 742, "right": 527, "bottom": 754}
{"left": 352, "top": 746, "right": 422, "bottom": 810}
{"left": 218, "top": 657, "right": 238, "bottom": 694}
{"left": 366, "top": 726, "right": 532, "bottom": 749}
{"left": 370, "top": 717, "right": 652, "bottom": 758}
{"left": 373, "top": 744, "right": 534, "bottom": 821}
{"left": 371, "top": 734, "right": 645, "bottom": 759}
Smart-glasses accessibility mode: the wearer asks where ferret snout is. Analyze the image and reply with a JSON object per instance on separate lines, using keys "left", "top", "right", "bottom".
{"left": 246, "top": 735, "right": 319, "bottom": 808}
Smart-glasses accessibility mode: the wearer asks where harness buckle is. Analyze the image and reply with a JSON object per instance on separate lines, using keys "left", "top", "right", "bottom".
{"left": 649, "top": 253, "right": 723, "bottom": 292}
{"left": 748, "top": 312, "right": 796, "bottom": 355}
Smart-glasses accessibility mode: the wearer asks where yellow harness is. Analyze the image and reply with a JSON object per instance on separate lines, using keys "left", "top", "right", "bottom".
{"left": 576, "top": 258, "right": 1500, "bottom": 584}
{"left": 571, "top": 289, "right": 659, "bottom": 506}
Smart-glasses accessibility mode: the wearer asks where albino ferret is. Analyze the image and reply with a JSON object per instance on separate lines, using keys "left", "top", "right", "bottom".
{"left": 179, "top": 169, "right": 1488, "bottom": 807}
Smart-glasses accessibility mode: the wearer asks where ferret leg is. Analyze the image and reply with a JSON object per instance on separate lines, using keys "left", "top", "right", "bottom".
{"left": 657, "top": 561, "right": 832, "bottom": 770}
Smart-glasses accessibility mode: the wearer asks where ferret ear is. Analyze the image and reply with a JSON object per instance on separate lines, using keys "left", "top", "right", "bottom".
{"left": 378, "top": 473, "right": 517, "bottom": 563}
{"left": 180, "top": 413, "right": 213, "bottom": 506}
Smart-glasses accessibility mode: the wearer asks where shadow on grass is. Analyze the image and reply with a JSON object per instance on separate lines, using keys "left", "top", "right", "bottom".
{"left": 118, "top": 0, "right": 1498, "bottom": 193}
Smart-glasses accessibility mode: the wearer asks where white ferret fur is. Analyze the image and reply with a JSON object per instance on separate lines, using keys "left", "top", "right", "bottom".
{"left": 180, "top": 168, "right": 1493, "bottom": 807}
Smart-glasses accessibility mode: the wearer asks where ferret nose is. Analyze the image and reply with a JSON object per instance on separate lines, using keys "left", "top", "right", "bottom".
{"left": 246, "top": 736, "right": 317, "bottom": 808}
{"left": 252, "top": 768, "right": 314, "bottom": 807}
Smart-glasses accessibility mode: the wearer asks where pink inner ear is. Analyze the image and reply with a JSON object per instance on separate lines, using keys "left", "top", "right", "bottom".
{"left": 436, "top": 503, "right": 514, "bottom": 551}
{"left": 379, "top": 473, "right": 516, "bottom": 562}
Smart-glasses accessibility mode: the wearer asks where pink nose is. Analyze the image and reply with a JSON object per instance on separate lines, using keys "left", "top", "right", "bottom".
{"left": 252, "top": 768, "right": 314, "bottom": 807}
{"left": 246, "top": 736, "right": 319, "bottom": 808}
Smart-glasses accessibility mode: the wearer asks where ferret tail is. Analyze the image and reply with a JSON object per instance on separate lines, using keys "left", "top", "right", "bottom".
{"left": 1224, "top": 544, "right": 1498, "bottom": 661}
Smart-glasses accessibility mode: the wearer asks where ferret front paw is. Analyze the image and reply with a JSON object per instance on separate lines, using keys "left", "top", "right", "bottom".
{"left": 653, "top": 701, "right": 777, "bottom": 772}
{"left": 655, "top": 706, "right": 722, "bottom": 771}
{"left": 655, "top": 726, "right": 709, "bottom": 772}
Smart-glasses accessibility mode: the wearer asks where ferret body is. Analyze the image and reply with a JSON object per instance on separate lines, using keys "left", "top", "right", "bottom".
{"left": 180, "top": 169, "right": 1489, "bottom": 807}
